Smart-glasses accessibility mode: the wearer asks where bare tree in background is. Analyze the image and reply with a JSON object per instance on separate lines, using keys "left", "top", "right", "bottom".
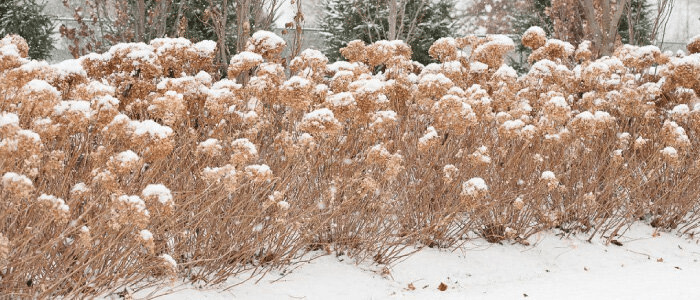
{"left": 383, "top": 0, "right": 428, "bottom": 44}
{"left": 649, "top": 0, "right": 674, "bottom": 47}
{"left": 578, "top": 0, "right": 631, "bottom": 56}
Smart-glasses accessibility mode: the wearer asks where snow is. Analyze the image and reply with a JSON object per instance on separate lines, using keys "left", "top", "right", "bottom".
{"left": 139, "top": 229, "right": 153, "bottom": 241}
{"left": 283, "top": 76, "right": 311, "bottom": 89}
{"left": 24, "top": 79, "right": 59, "bottom": 95}
{"left": 524, "top": 26, "right": 547, "bottom": 39}
{"left": 671, "top": 104, "right": 690, "bottom": 116}
{"left": 115, "top": 150, "right": 139, "bottom": 163}
{"left": 326, "top": 92, "right": 356, "bottom": 107}
{"left": 230, "top": 51, "right": 264, "bottom": 65}
{"left": 494, "top": 64, "right": 517, "bottom": 78}
{"left": 502, "top": 119, "right": 525, "bottom": 130}
{"left": 418, "top": 126, "right": 438, "bottom": 145}
{"left": 302, "top": 108, "right": 336, "bottom": 123}
{"left": 541, "top": 171, "right": 556, "bottom": 180}
{"left": 547, "top": 96, "right": 568, "bottom": 108}
{"left": 469, "top": 61, "right": 488, "bottom": 73}
{"left": 52, "top": 59, "right": 87, "bottom": 77}
{"left": 0, "top": 112, "right": 19, "bottom": 128}
{"left": 117, "top": 195, "right": 149, "bottom": 216}
{"left": 461, "top": 177, "right": 488, "bottom": 196}
{"left": 352, "top": 78, "right": 385, "bottom": 93}
{"left": 198, "top": 138, "right": 220, "bottom": 148}
{"left": 71, "top": 182, "right": 88, "bottom": 193}
{"left": 248, "top": 31, "right": 286, "bottom": 51}
{"left": 130, "top": 120, "right": 173, "bottom": 139}
{"left": 17, "top": 130, "right": 41, "bottom": 143}
{"left": 160, "top": 254, "right": 177, "bottom": 269}
{"left": 120, "top": 223, "right": 700, "bottom": 300}
{"left": 661, "top": 146, "right": 678, "bottom": 156}
{"left": 193, "top": 40, "right": 218, "bottom": 56}
{"left": 37, "top": 194, "right": 69, "bottom": 212}
{"left": 232, "top": 138, "right": 258, "bottom": 156}
{"left": 2, "top": 172, "right": 32, "bottom": 187}
{"left": 53, "top": 100, "right": 92, "bottom": 118}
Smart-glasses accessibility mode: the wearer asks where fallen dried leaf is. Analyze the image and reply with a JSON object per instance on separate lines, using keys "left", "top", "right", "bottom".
{"left": 657, "top": 258, "right": 663, "bottom": 262}
{"left": 438, "top": 282, "right": 448, "bottom": 291}
{"left": 407, "top": 283, "right": 415, "bottom": 291}
{"left": 610, "top": 240, "right": 623, "bottom": 246}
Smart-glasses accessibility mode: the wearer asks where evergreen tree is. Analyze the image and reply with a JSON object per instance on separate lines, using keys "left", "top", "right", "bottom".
{"left": 0, "top": 0, "right": 55, "bottom": 60}
{"left": 509, "top": 0, "right": 655, "bottom": 73}
{"left": 511, "top": 0, "right": 552, "bottom": 73}
{"left": 318, "top": 0, "right": 455, "bottom": 65}
{"left": 618, "top": 0, "right": 654, "bottom": 45}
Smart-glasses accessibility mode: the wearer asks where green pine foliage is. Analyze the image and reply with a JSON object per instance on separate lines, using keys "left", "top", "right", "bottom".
{"left": 0, "top": 0, "right": 55, "bottom": 60}
{"left": 618, "top": 0, "right": 654, "bottom": 45}
{"left": 318, "top": 0, "right": 455, "bottom": 65}
{"left": 510, "top": 0, "right": 553, "bottom": 73}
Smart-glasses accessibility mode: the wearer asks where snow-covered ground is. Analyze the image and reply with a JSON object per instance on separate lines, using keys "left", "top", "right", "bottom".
{"left": 115, "top": 223, "right": 700, "bottom": 300}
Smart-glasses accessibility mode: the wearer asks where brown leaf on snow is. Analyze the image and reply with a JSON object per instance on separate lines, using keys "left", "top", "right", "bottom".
{"left": 657, "top": 258, "right": 663, "bottom": 262}
{"left": 407, "top": 283, "right": 416, "bottom": 290}
{"left": 438, "top": 282, "right": 448, "bottom": 291}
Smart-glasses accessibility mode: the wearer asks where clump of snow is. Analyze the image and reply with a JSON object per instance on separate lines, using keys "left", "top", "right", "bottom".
{"left": 248, "top": 31, "right": 286, "bottom": 52}
{"left": 37, "top": 194, "right": 69, "bottom": 213}
{"left": 461, "top": 177, "right": 488, "bottom": 197}
{"left": 660, "top": 146, "right": 678, "bottom": 156}
{"left": 326, "top": 92, "right": 356, "bottom": 107}
{"left": 418, "top": 126, "right": 438, "bottom": 146}
{"left": 139, "top": 229, "right": 153, "bottom": 241}
{"left": 193, "top": 40, "right": 217, "bottom": 56}
{"left": 115, "top": 150, "right": 139, "bottom": 163}
{"left": 302, "top": 108, "right": 337, "bottom": 124}
{"left": 17, "top": 129, "right": 41, "bottom": 143}
{"left": 502, "top": 119, "right": 525, "bottom": 130}
{"left": 230, "top": 51, "right": 264, "bottom": 65}
{"left": 71, "top": 182, "right": 89, "bottom": 194}
{"left": 0, "top": 112, "right": 19, "bottom": 128}
{"left": 547, "top": 96, "right": 568, "bottom": 108}
{"left": 232, "top": 138, "right": 258, "bottom": 156}
{"left": 160, "top": 253, "right": 177, "bottom": 269}
{"left": 54, "top": 100, "right": 92, "bottom": 118}
{"left": 2, "top": 172, "right": 32, "bottom": 187}
{"left": 541, "top": 171, "right": 556, "bottom": 180}
{"left": 130, "top": 120, "right": 173, "bottom": 139}
{"left": 23, "top": 79, "right": 59, "bottom": 95}
{"left": 117, "top": 195, "right": 149, "bottom": 216}
{"left": 524, "top": 26, "right": 546, "bottom": 39}
{"left": 52, "top": 59, "right": 87, "bottom": 77}
{"left": 470, "top": 61, "right": 489, "bottom": 73}
{"left": 670, "top": 104, "right": 690, "bottom": 116}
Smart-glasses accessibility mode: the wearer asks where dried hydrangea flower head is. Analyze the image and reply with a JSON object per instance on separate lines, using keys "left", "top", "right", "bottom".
{"left": 429, "top": 37, "right": 459, "bottom": 63}
{"left": 2, "top": 172, "right": 34, "bottom": 199}
{"left": 228, "top": 51, "right": 263, "bottom": 79}
{"left": 528, "top": 39, "right": 574, "bottom": 64}
{"left": 614, "top": 45, "right": 664, "bottom": 70}
{"left": 521, "top": 26, "right": 547, "bottom": 51}
{"left": 245, "top": 30, "right": 286, "bottom": 60}
{"left": 687, "top": 35, "right": 700, "bottom": 55}
{"left": 575, "top": 41, "right": 593, "bottom": 63}
{"left": 340, "top": 40, "right": 367, "bottom": 63}
{"left": 36, "top": 194, "right": 70, "bottom": 222}
{"left": 289, "top": 49, "right": 329, "bottom": 80}
{"left": 471, "top": 35, "right": 515, "bottom": 69}
{"left": 298, "top": 108, "right": 341, "bottom": 136}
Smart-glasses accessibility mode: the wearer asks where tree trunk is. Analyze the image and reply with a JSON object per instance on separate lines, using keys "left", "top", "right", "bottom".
{"left": 388, "top": 0, "right": 397, "bottom": 40}
{"left": 578, "top": 0, "right": 630, "bottom": 56}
